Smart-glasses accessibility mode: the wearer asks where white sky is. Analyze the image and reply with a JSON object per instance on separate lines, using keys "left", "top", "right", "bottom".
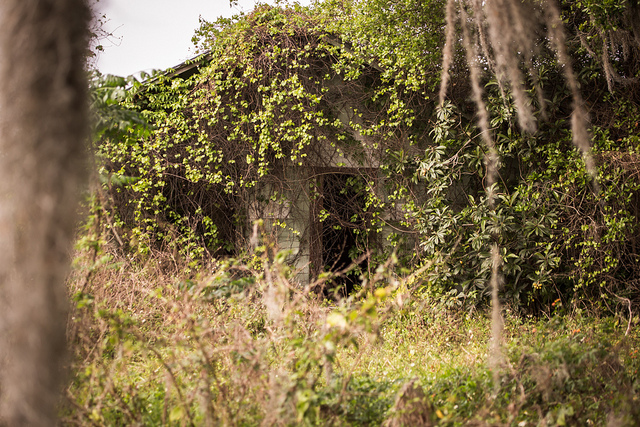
{"left": 95, "top": 0, "right": 309, "bottom": 77}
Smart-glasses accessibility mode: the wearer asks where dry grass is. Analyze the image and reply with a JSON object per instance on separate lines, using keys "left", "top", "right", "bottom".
{"left": 62, "top": 237, "right": 640, "bottom": 426}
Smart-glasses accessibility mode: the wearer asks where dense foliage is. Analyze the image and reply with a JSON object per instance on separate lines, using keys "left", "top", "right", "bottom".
{"left": 94, "top": 0, "right": 640, "bottom": 312}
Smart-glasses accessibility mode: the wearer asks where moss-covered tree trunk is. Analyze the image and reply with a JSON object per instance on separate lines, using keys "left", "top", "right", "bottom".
{"left": 0, "top": 0, "right": 89, "bottom": 424}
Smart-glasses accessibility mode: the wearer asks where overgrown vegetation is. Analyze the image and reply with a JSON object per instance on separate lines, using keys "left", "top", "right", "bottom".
{"left": 66, "top": 0, "right": 640, "bottom": 424}
{"left": 92, "top": 0, "right": 640, "bottom": 308}
{"left": 65, "top": 235, "right": 640, "bottom": 425}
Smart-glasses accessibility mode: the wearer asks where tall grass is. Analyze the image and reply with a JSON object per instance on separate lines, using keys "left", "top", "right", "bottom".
{"left": 64, "top": 234, "right": 640, "bottom": 425}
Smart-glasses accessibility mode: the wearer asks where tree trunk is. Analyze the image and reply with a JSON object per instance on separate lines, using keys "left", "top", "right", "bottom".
{"left": 0, "top": 0, "right": 89, "bottom": 425}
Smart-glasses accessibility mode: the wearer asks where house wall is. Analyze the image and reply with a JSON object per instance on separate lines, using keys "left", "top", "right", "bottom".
{"left": 246, "top": 166, "right": 312, "bottom": 284}
{"left": 244, "top": 76, "right": 421, "bottom": 286}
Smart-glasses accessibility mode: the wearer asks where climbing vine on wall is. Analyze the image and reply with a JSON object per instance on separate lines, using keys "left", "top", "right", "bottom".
{"left": 98, "top": 4, "right": 430, "bottom": 271}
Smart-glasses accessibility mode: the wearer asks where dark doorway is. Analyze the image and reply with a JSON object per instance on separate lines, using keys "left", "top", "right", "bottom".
{"left": 312, "top": 172, "right": 368, "bottom": 296}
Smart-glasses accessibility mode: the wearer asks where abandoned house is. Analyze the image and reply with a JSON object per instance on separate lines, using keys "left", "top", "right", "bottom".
{"left": 102, "top": 7, "right": 433, "bottom": 291}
